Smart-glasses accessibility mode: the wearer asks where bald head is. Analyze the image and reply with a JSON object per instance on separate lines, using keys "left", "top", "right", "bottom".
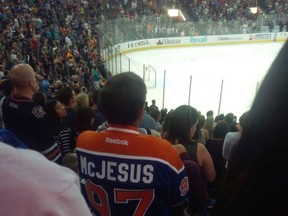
{"left": 9, "top": 64, "right": 35, "bottom": 88}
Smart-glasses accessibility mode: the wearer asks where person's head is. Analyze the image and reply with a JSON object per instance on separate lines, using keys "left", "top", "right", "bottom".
{"left": 8, "top": 63, "right": 38, "bottom": 93}
{"left": 76, "top": 107, "right": 95, "bottom": 133}
{"left": 75, "top": 92, "right": 89, "bottom": 110}
{"left": 166, "top": 105, "right": 199, "bottom": 145}
{"left": 44, "top": 99, "right": 67, "bottom": 120}
{"left": 224, "top": 112, "right": 234, "bottom": 125}
{"left": 98, "top": 72, "right": 147, "bottom": 125}
{"left": 43, "top": 74, "right": 49, "bottom": 80}
{"left": 90, "top": 89, "right": 100, "bottom": 108}
{"left": 149, "top": 107, "right": 161, "bottom": 122}
{"left": 0, "top": 79, "right": 14, "bottom": 96}
{"left": 215, "top": 113, "right": 225, "bottom": 122}
{"left": 237, "top": 111, "right": 249, "bottom": 132}
{"left": 152, "top": 99, "right": 156, "bottom": 105}
{"left": 32, "top": 91, "right": 47, "bottom": 106}
{"left": 198, "top": 114, "right": 205, "bottom": 129}
{"left": 161, "top": 109, "right": 174, "bottom": 139}
{"left": 206, "top": 110, "right": 214, "bottom": 118}
{"left": 56, "top": 86, "right": 76, "bottom": 107}
{"left": 212, "top": 121, "right": 230, "bottom": 139}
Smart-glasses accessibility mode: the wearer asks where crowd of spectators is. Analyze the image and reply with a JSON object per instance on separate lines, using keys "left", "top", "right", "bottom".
{"left": 0, "top": 0, "right": 107, "bottom": 93}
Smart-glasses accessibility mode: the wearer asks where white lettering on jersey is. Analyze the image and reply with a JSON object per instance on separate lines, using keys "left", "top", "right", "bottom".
{"left": 80, "top": 156, "right": 154, "bottom": 184}
{"left": 105, "top": 137, "right": 129, "bottom": 145}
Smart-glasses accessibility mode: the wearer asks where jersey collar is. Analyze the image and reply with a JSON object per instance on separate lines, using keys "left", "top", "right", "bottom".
{"left": 107, "top": 124, "right": 140, "bottom": 135}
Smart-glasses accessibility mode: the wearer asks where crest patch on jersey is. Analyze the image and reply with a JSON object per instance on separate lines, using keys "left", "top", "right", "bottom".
{"left": 180, "top": 176, "right": 189, "bottom": 196}
{"left": 32, "top": 106, "right": 45, "bottom": 118}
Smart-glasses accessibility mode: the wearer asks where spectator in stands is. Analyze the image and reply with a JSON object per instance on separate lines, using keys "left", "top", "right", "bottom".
{"left": 44, "top": 99, "right": 75, "bottom": 157}
{"left": 75, "top": 92, "right": 89, "bottom": 110}
{"left": 139, "top": 109, "right": 157, "bottom": 130}
{"left": 165, "top": 105, "right": 216, "bottom": 183}
{"left": 76, "top": 72, "right": 189, "bottom": 215}
{"left": 149, "top": 99, "right": 158, "bottom": 111}
{"left": 159, "top": 107, "right": 168, "bottom": 124}
{"left": 161, "top": 109, "right": 174, "bottom": 139}
{"left": 0, "top": 141, "right": 91, "bottom": 216}
{"left": 193, "top": 114, "right": 207, "bottom": 144}
{"left": 222, "top": 111, "right": 249, "bottom": 169}
{"left": 212, "top": 37, "right": 288, "bottom": 216}
{"left": 32, "top": 91, "right": 47, "bottom": 106}
{"left": 89, "top": 89, "right": 106, "bottom": 131}
{"left": 224, "top": 112, "right": 238, "bottom": 132}
{"left": 40, "top": 73, "right": 51, "bottom": 97}
{"left": 76, "top": 107, "right": 95, "bottom": 136}
{"left": 162, "top": 108, "right": 209, "bottom": 216}
{"left": 0, "top": 63, "right": 61, "bottom": 163}
{"left": 56, "top": 86, "right": 77, "bottom": 132}
{"left": 205, "top": 121, "right": 230, "bottom": 202}
{"left": 149, "top": 107, "right": 162, "bottom": 132}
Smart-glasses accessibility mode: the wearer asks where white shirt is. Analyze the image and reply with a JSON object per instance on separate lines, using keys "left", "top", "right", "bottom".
{"left": 222, "top": 131, "right": 241, "bottom": 168}
{"left": 0, "top": 142, "right": 91, "bottom": 216}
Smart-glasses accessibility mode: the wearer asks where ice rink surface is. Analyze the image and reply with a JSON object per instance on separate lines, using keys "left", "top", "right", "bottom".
{"left": 121, "top": 42, "right": 284, "bottom": 118}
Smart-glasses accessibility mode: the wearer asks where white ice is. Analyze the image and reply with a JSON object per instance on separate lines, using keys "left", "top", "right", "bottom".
{"left": 117, "top": 42, "right": 284, "bottom": 118}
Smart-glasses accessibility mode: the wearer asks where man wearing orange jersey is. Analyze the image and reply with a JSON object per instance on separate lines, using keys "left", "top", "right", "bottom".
{"left": 76, "top": 72, "right": 188, "bottom": 216}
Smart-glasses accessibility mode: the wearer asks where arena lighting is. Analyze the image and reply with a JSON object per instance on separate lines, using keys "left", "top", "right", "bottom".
{"left": 168, "top": 9, "right": 186, "bottom": 21}
{"left": 249, "top": 7, "right": 258, "bottom": 14}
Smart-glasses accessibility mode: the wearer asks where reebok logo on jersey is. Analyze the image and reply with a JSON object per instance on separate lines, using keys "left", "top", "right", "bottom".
{"left": 105, "top": 137, "right": 129, "bottom": 145}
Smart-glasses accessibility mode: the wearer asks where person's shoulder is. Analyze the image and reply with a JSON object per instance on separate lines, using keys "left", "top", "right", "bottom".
{"left": 0, "top": 142, "right": 89, "bottom": 215}
{"left": 138, "top": 135, "right": 183, "bottom": 165}
{"left": 0, "top": 141, "right": 78, "bottom": 187}
{"left": 224, "top": 131, "right": 241, "bottom": 142}
{"left": 77, "top": 130, "right": 99, "bottom": 146}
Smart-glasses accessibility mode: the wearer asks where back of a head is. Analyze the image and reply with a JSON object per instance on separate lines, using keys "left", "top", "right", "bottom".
{"left": 149, "top": 107, "right": 160, "bottom": 121}
{"left": 206, "top": 110, "right": 213, "bottom": 117}
{"left": 56, "top": 86, "right": 74, "bottom": 106}
{"left": 9, "top": 64, "right": 34, "bottom": 88}
{"left": 76, "top": 107, "right": 95, "bottom": 132}
{"left": 90, "top": 89, "right": 100, "bottom": 105}
{"left": 224, "top": 112, "right": 234, "bottom": 124}
{"left": 98, "top": 72, "right": 147, "bottom": 125}
{"left": 239, "top": 111, "right": 249, "bottom": 131}
{"left": 213, "top": 121, "right": 229, "bottom": 139}
{"left": 32, "top": 91, "right": 47, "bottom": 106}
{"left": 198, "top": 115, "right": 205, "bottom": 129}
{"left": 76, "top": 92, "right": 89, "bottom": 109}
{"left": 166, "top": 105, "right": 198, "bottom": 145}
{"left": 161, "top": 109, "right": 174, "bottom": 138}
{"left": 44, "top": 99, "right": 58, "bottom": 120}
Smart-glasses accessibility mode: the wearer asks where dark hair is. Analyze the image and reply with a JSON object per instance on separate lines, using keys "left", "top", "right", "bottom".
{"left": 149, "top": 107, "right": 160, "bottom": 121}
{"left": 76, "top": 107, "right": 95, "bottom": 133}
{"left": 239, "top": 111, "right": 249, "bottom": 131}
{"left": 90, "top": 89, "right": 100, "bottom": 105}
{"left": 98, "top": 72, "right": 147, "bottom": 125}
{"left": 161, "top": 109, "right": 174, "bottom": 136}
{"left": 56, "top": 86, "right": 74, "bottom": 106}
{"left": 44, "top": 99, "right": 59, "bottom": 120}
{"left": 206, "top": 110, "right": 214, "bottom": 117}
{"left": 32, "top": 91, "right": 47, "bottom": 106}
{"left": 166, "top": 105, "right": 199, "bottom": 145}
{"left": 0, "top": 79, "right": 13, "bottom": 96}
{"left": 213, "top": 121, "right": 230, "bottom": 139}
{"left": 224, "top": 112, "right": 234, "bottom": 124}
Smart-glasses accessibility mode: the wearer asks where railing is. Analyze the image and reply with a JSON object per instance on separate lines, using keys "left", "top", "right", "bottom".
{"left": 98, "top": 13, "right": 280, "bottom": 48}
{"left": 97, "top": 14, "right": 283, "bottom": 118}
